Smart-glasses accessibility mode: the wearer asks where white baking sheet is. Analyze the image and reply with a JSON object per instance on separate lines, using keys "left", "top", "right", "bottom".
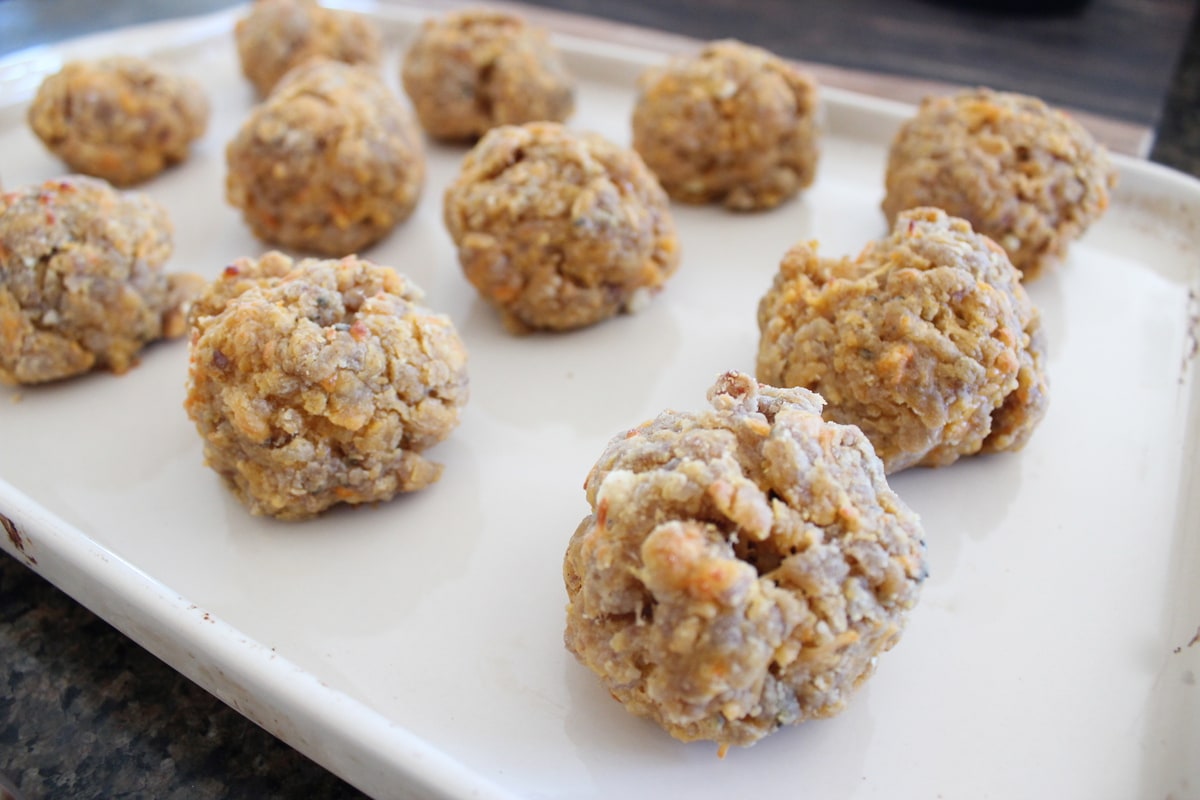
{"left": 2, "top": 4, "right": 1199, "bottom": 799}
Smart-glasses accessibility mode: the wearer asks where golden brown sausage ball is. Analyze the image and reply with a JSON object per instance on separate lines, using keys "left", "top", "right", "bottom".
{"left": 882, "top": 88, "right": 1117, "bottom": 280}
{"left": 564, "top": 371, "right": 927, "bottom": 749}
{"left": 0, "top": 176, "right": 203, "bottom": 385}
{"left": 401, "top": 8, "right": 575, "bottom": 141}
{"left": 443, "top": 121, "right": 680, "bottom": 333}
{"left": 27, "top": 56, "right": 209, "bottom": 187}
{"left": 234, "top": 0, "right": 382, "bottom": 96}
{"left": 757, "top": 207, "right": 1049, "bottom": 473}
{"left": 225, "top": 59, "right": 426, "bottom": 257}
{"left": 631, "top": 40, "right": 819, "bottom": 211}
{"left": 185, "top": 251, "right": 469, "bottom": 520}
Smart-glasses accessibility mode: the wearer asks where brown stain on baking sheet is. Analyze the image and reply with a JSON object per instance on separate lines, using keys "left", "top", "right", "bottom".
{"left": 1, "top": 512, "right": 36, "bottom": 564}
{"left": 1173, "top": 625, "right": 1200, "bottom": 654}
{"left": 1183, "top": 287, "right": 1200, "bottom": 384}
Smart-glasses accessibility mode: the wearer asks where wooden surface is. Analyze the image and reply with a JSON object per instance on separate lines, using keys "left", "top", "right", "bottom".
{"left": 1, "top": 1, "right": 1199, "bottom": 798}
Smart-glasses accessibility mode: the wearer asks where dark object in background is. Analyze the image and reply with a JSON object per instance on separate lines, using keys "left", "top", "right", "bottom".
{"left": 927, "top": 0, "right": 1091, "bottom": 14}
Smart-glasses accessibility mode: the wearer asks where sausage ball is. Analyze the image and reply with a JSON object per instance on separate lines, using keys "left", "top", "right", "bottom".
{"left": 564, "top": 370, "right": 927, "bottom": 749}
{"left": 400, "top": 8, "right": 575, "bottom": 141}
{"left": 225, "top": 59, "right": 426, "bottom": 257}
{"left": 631, "top": 40, "right": 819, "bottom": 211}
{"left": 0, "top": 176, "right": 203, "bottom": 385}
{"left": 757, "top": 207, "right": 1049, "bottom": 473}
{"left": 184, "top": 251, "right": 469, "bottom": 520}
{"left": 443, "top": 121, "right": 680, "bottom": 333}
{"left": 234, "top": 0, "right": 383, "bottom": 96}
{"left": 27, "top": 56, "right": 209, "bottom": 187}
{"left": 882, "top": 87, "right": 1117, "bottom": 280}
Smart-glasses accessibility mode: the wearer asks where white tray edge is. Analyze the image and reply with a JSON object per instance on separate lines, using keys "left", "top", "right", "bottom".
{"left": 0, "top": 479, "right": 520, "bottom": 800}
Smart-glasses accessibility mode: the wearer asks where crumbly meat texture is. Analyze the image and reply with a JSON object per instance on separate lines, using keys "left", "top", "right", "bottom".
{"left": 443, "top": 121, "right": 680, "bottom": 333}
{"left": 185, "top": 251, "right": 469, "bottom": 520}
{"left": 563, "top": 371, "right": 927, "bottom": 748}
{"left": 881, "top": 87, "right": 1117, "bottom": 280}
{"left": 234, "top": 0, "right": 382, "bottom": 96}
{"left": 757, "top": 207, "right": 1049, "bottom": 473}
{"left": 225, "top": 59, "right": 425, "bottom": 257}
{"left": 401, "top": 8, "right": 575, "bottom": 141}
{"left": 27, "top": 56, "right": 210, "bottom": 187}
{"left": 631, "top": 40, "right": 819, "bottom": 211}
{"left": 0, "top": 176, "right": 204, "bottom": 386}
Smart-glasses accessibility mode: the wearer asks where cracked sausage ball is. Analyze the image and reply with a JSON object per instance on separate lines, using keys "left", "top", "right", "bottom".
{"left": 225, "top": 58, "right": 426, "bottom": 257}
{"left": 184, "top": 251, "right": 469, "bottom": 520}
{"left": 401, "top": 8, "right": 575, "bottom": 141}
{"left": 234, "top": 0, "right": 383, "bottom": 97}
{"left": 757, "top": 207, "right": 1049, "bottom": 473}
{"left": 27, "top": 56, "right": 209, "bottom": 187}
{"left": 0, "top": 176, "right": 203, "bottom": 385}
{"left": 882, "top": 87, "right": 1117, "bottom": 280}
{"left": 631, "top": 40, "right": 819, "bottom": 211}
{"left": 443, "top": 121, "right": 680, "bottom": 333}
{"left": 563, "top": 371, "right": 927, "bottom": 749}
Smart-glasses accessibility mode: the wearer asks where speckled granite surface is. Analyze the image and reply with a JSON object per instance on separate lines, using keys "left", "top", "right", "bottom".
{"left": 1151, "top": 9, "right": 1200, "bottom": 177}
{"left": 1, "top": 1, "right": 1199, "bottom": 798}
{"left": 0, "top": 556, "right": 365, "bottom": 799}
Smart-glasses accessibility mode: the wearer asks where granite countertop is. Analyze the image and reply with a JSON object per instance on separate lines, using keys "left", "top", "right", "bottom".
{"left": 1, "top": 1, "right": 1198, "bottom": 798}
{"left": 1152, "top": 27, "right": 1200, "bottom": 178}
